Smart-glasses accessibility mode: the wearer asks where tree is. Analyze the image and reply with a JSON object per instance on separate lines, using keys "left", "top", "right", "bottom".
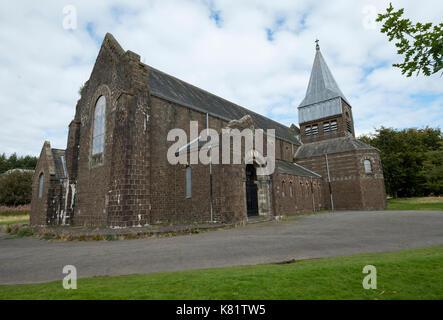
{"left": 360, "top": 127, "right": 442, "bottom": 197}
{"left": 0, "top": 153, "right": 38, "bottom": 174}
{"left": 0, "top": 171, "right": 33, "bottom": 206}
{"left": 376, "top": 3, "right": 443, "bottom": 77}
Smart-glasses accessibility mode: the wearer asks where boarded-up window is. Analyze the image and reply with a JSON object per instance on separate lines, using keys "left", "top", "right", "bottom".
{"left": 305, "top": 126, "right": 311, "bottom": 136}
{"left": 186, "top": 166, "right": 192, "bottom": 198}
{"left": 331, "top": 120, "right": 338, "bottom": 131}
{"left": 92, "top": 96, "right": 106, "bottom": 157}
{"left": 364, "top": 160, "right": 372, "bottom": 173}
{"left": 38, "top": 173, "right": 44, "bottom": 199}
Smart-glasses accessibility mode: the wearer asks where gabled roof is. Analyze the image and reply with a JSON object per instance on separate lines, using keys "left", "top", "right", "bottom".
{"left": 96, "top": 33, "right": 299, "bottom": 145}
{"left": 299, "top": 47, "right": 350, "bottom": 108}
{"left": 294, "top": 136, "right": 378, "bottom": 159}
{"left": 147, "top": 66, "right": 300, "bottom": 145}
{"left": 39, "top": 141, "right": 67, "bottom": 180}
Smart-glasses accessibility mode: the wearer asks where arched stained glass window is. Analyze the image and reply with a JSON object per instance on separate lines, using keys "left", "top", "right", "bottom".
{"left": 92, "top": 96, "right": 106, "bottom": 156}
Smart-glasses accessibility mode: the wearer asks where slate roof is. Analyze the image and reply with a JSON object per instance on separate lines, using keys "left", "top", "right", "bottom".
{"left": 299, "top": 47, "right": 350, "bottom": 108}
{"left": 276, "top": 159, "right": 322, "bottom": 178}
{"left": 51, "top": 149, "right": 67, "bottom": 179}
{"left": 148, "top": 67, "right": 300, "bottom": 145}
{"left": 294, "top": 136, "right": 378, "bottom": 159}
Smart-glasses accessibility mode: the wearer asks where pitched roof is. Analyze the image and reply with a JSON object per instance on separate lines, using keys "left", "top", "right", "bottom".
{"left": 299, "top": 47, "right": 350, "bottom": 108}
{"left": 276, "top": 159, "right": 322, "bottom": 178}
{"left": 148, "top": 66, "right": 300, "bottom": 145}
{"left": 294, "top": 136, "right": 378, "bottom": 159}
{"left": 51, "top": 149, "right": 67, "bottom": 179}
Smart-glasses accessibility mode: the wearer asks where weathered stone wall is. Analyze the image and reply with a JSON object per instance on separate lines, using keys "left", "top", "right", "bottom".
{"left": 30, "top": 146, "right": 50, "bottom": 225}
{"left": 272, "top": 172, "right": 326, "bottom": 216}
{"left": 30, "top": 143, "right": 66, "bottom": 225}
{"left": 296, "top": 149, "right": 386, "bottom": 210}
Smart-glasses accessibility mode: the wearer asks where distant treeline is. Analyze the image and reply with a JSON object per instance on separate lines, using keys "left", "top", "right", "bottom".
{"left": 0, "top": 153, "right": 38, "bottom": 174}
{"left": 359, "top": 127, "right": 442, "bottom": 198}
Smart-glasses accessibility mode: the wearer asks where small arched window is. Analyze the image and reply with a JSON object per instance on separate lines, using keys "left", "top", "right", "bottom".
{"left": 364, "top": 159, "right": 372, "bottom": 173}
{"left": 289, "top": 183, "right": 293, "bottom": 198}
{"left": 281, "top": 181, "right": 285, "bottom": 197}
{"left": 38, "top": 173, "right": 44, "bottom": 198}
{"left": 92, "top": 96, "right": 106, "bottom": 157}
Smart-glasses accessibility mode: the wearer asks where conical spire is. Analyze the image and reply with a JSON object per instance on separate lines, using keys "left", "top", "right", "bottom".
{"left": 299, "top": 42, "right": 349, "bottom": 108}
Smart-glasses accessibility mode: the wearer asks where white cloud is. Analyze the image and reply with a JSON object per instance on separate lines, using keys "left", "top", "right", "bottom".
{"left": 0, "top": 0, "right": 441, "bottom": 156}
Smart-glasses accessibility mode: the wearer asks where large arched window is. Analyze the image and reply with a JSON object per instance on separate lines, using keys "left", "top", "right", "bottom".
{"left": 38, "top": 173, "right": 44, "bottom": 199}
{"left": 92, "top": 96, "right": 106, "bottom": 158}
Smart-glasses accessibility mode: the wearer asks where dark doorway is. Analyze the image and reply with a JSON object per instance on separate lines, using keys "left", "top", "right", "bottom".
{"left": 245, "top": 164, "right": 259, "bottom": 217}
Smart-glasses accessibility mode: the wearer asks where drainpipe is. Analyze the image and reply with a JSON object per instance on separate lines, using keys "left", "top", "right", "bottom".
{"left": 310, "top": 176, "right": 315, "bottom": 212}
{"left": 209, "top": 146, "right": 214, "bottom": 223}
{"left": 207, "top": 113, "right": 214, "bottom": 223}
{"left": 325, "top": 153, "right": 334, "bottom": 210}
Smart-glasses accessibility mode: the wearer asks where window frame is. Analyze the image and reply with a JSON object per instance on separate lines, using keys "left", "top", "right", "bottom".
{"left": 364, "top": 159, "right": 372, "bottom": 174}
{"left": 312, "top": 124, "right": 319, "bottom": 135}
{"left": 38, "top": 172, "right": 44, "bottom": 199}
{"left": 281, "top": 181, "right": 285, "bottom": 197}
{"left": 91, "top": 95, "right": 106, "bottom": 166}
{"left": 323, "top": 122, "right": 330, "bottom": 133}
{"left": 186, "top": 166, "right": 192, "bottom": 198}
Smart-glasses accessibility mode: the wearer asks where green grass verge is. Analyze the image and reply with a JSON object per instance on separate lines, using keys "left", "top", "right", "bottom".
{"left": 0, "top": 214, "right": 29, "bottom": 226}
{"left": 387, "top": 197, "right": 443, "bottom": 211}
{"left": 1, "top": 246, "right": 442, "bottom": 300}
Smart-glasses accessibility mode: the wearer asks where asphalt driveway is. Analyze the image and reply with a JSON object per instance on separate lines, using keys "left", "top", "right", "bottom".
{"left": 0, "top": 210, "right": 442, "bottom": 285}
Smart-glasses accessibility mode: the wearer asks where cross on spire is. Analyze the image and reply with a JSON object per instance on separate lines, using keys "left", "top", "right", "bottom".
{"left": 315, "top": 39, "right": 320, "bottom": 51}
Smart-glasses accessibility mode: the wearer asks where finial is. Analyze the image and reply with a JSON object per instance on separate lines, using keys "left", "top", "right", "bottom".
{"left": 315, "top": 39, "right": 320, "bottom": 51}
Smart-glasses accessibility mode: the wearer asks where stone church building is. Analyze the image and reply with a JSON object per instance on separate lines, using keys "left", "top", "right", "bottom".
{"left": 30, "top": 34, "right": 386, "bottom": 227}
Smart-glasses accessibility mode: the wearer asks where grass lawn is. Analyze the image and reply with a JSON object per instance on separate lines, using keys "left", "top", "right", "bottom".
{"left": 387, "top": 197, "right": 443, "bottom": 211}
{"left": 1, "top": 246, "right": 442, "bottom": 300}
{"left": 0, "top": 212, "right": 29, "bottom": 226}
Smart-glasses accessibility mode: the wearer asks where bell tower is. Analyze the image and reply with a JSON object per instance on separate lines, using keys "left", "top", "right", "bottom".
{"left": 298, "top": 41, "right": 355, "bottom": 144}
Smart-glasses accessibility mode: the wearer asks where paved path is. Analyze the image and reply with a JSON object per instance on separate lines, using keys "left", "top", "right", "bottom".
{"left": 1, "top": 210, "right": 442, "bottom": 285}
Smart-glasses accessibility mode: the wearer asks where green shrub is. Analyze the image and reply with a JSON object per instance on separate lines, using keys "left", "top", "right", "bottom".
{"left": 0, "top": 171, "right": 33, "bottom": 206}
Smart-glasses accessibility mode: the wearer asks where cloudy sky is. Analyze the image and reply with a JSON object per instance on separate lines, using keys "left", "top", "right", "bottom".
{"left": 0, "top": 0, "right": 442, "bottom": 156}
